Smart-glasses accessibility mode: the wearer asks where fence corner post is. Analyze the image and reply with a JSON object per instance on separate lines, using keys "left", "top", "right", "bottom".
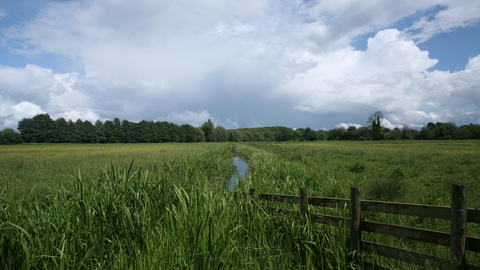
{"left": 300, "top": 187, "right": 308, "bottom": 216}
{"left": 451, "top": 183, "right": 467, "bottom": 270}
{"left": 350, "top": 186, "right": 361, "bottom": 263}
{"left": 249, "top": 188, "right": 256, "bottom": 204}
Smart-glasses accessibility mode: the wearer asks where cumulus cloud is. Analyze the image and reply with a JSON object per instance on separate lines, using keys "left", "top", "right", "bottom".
{"left": 0, "top": 0, "right": 479, "bottom": 131}
{"left": 336, "top": 123, "right": 363, "bottom": 129}
{"left": 0, "top": 101, "right": 45, "bottom": 128}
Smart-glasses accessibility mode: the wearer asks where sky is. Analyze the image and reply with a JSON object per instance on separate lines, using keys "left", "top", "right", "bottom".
{"left": 1, "top": 0, "right": 480, "bottom": 131}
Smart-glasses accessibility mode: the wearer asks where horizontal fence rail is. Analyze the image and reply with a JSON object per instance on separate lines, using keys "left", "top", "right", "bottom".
{"left": 249, "top": 184, "right": 480, "bottom": 270}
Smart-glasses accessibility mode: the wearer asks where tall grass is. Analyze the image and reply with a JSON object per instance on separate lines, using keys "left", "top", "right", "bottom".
{"left": 239, "top": 141, "right": 480, "bottom": 268}
{"left": 0, "top": 144, "right": 352, "bottom": 269}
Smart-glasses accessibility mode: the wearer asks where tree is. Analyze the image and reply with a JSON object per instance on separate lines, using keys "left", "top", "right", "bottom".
{"left": 18, "top": 114, "right": 55, "bottom": 143}
{"left": 201, "top": 119, "right": 216, "bottom": 142}
{"left": 180, "top": 124, "right": 197, "bottom": 142}
{"left": 291, "top": 130, "right": 302, "bottom": 141}
{"left": 195, "top": 128, "right": 206, "bottom": 142}
{"left": 215, "top": 126, "right": 227, "bottom": 142}
{"left": 55, "top": 117, "right": 71, "bottom": 143}
{"left": 0, "top": 128, "right": 23, "bottom": 144}
{"left": 367, "top": 111, "right": 384, "bottom": 140}
{"left": 302, "top": 127, "right": 318, "bottom": 141}
{"left": 95, "top": 120, "right": 107, "bottom": 143}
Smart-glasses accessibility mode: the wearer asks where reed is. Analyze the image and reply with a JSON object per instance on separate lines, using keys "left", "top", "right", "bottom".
{"left": 0, "top": 143, "right": 351, "bottom": 269}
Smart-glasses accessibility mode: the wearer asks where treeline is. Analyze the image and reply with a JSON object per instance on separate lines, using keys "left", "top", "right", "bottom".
{"left": 326, "top": 122, "right": 480, "bottom": 141}
{"left": 1, "top": 113, "right": 480, "bottom": 145}
{"left": 1, "top": 114, "right": 294, "bottom": 144}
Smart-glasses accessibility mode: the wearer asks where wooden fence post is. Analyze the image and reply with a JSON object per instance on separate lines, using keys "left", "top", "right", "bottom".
{"left": 451, "top": 183, "right": 467, "bottom": 269}
{"left": 300, "top": 187, "right": 308, "bottom": 216}
{"left": 350, "top": 186, "right": 361, "bottom": 262}
{"left": 249, "top": 188, "right": 256, "bottom": 204}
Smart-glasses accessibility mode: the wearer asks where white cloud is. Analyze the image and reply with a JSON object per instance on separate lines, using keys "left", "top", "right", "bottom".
{"left": 156, "top": 110, "right": 214, "bottom": 128}
{"left": 53, "top": 110, "right": 102, "bottom": 123}
{"left": 1, "top": 101, "right": 45, "bottom": 128}
{"left": 336, "top": 123, "right": 363, "bottom": 129}
{"left": 0, "top": 0, "right": 480, "bottom": 131}
{"left": 407, "top": 1, "right": 480, "bottom": 43}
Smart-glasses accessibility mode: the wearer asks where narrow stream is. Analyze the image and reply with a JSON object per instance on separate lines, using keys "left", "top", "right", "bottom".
{"left": 228, "top": 157, "right": 248, "bottom": 190}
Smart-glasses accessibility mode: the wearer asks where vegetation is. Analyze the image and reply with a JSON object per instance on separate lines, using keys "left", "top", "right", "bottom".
{"left": 1, "top": 141, "right": 479, "bottom": 269}
{"left": 239, "top": 141, "right": 480, "bottom": 268}
{"left": 0, "top": 143, "right": 349, "bottom": 269}
{"left": 3, "top": 111, "right": 480, "bottom": 145}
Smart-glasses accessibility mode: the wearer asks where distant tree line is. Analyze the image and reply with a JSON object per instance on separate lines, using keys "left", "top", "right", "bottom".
{"left": 325, "top": 112, "right": 480, "bottom": 141}
{"left": 1, "top": 112, "right": 479, "bottom": 145}
{"left": 1, "top": 113, "right": 295, "bottom": 144}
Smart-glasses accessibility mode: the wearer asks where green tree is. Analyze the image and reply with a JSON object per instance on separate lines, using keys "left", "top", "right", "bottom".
{"left": 201, "top": 119, "right": 216, "bottom": 142}
{"left": 215, "top": 126, "right": 227, "bottom": 142}
{"left": 302, "top": 127, "right": 318, "bottom": 141}
{"left": 368, "top": 111, "right": 384, "bottom": 140}
{"left": 0, "top": 128, "right": 23, "bottom": 144}
{"left": 55, "top": 117, "right": 71, "bottom": 143}
{"left": 385, "top": 127, "right": 402, "bottom": 140}
{"left": 18, "top": 114, "right": 56, "bottom": 143}
{"left": 95, "top": 120, "right": 107, "bottom": 143}
{"left": 180, "top": 124, "right": 197, "bottom": 142}
{"left": 291, "top": 130, "right": 302, "bottom": 141}
{"left": 195, "top": 128, "right": 206, "bottom": 142}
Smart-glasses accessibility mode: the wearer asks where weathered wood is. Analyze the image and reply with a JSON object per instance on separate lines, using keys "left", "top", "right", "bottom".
{"left": 361, "top": 200, "right": 451, "bottom": 220}
{"left": 257, "top": 193, "right": 299, "bottom": 204}
{"left": 466, "top": 264, "right": 480, "bottom": 270}
{"left": 362, "top": 240, "right": 449, "bottom": 268}
{"left": 311, "top": 213, "right": 346, "bottom": 226}
{"left": 361, "top": 220, "right": 451, "bottom": 246}
{"left": 258, "top": 193, "right": 480, "bottom": 223}
{"left": 451, "top": 183, "right": 467, "bottom": 269}
{"left": 467, "top": 236, "right": 480, "bottom": 252}
{"left": 300, "top": 187, "right": 308, "bottom": 216}
{"left": 308, "top": 197, "right": 350, "bottom": 209}
{"left": 350, "top": 187, "right": 361, "bottom": 257}
{"left": 468, "top": 208, "right": 480, "bottom": 223}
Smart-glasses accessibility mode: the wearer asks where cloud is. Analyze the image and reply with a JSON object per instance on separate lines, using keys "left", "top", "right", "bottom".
{"left": 0, "top": 101, "right": 45, "bottom": 128}
{"left": 156, "top": 110, "right": 214, "bottom": 128}
{"left": 0, "top": 0, "right": 480, "bottom": 131}
{"left": 406, "top": 2, "right": 480, "bottom": 43}
{"left": 336, "top": 123, "right": 363, "bottom": 129}
{"left": 289, "top": 28, "right": 480, "bottom": 127}
{"left": 156, "top": 109, "right": 240, "bottom": 129}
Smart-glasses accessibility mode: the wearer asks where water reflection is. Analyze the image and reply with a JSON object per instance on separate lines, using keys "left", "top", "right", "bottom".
{"left": 228, "top": 157, "right": 248, "bottom": 190}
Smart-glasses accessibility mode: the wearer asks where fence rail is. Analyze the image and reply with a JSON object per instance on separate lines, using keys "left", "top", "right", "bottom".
{"left": 249, "top": 184, "right": 480, "bottom": 270}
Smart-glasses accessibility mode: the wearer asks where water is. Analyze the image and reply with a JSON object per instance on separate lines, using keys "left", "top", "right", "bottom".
{"left": 228, "top": 157, "right": 248, "bottom": 190}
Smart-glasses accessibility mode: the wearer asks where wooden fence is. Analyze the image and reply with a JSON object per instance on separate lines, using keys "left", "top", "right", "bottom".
{"left": 249, "top": 184, "right": 480, "bottom": 269}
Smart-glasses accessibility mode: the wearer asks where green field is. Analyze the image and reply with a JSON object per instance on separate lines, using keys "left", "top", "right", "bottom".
{"left": 1, "top": 141, "right": 479, "bottom": 269}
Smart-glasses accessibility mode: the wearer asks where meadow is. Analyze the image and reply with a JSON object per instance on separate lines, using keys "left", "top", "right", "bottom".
{"left": 1, "top": 141, "right": 479, "bottom": 269}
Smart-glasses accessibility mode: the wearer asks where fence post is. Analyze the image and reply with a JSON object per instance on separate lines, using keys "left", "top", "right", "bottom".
{"left": 249, "top": 188, "right": 256, "bottom": 204}
{"left": 300, "top": 187, "right": 308, "bottom": 216}
{"left": 451, "top": 183, "right": 467, "bottom": 269}
{"left": 350, "top": 186, "right": 361, "bottom": 263}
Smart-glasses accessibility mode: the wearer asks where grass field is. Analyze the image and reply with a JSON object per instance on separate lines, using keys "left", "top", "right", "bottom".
{"left": 237, "top": 140, "right": 480, "bottom": 268}
{"left": 1, "top": 141, "right": 479, "bottom": 269}
{"left": 0, "top": 143, "right": 213, "bottom": 198}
